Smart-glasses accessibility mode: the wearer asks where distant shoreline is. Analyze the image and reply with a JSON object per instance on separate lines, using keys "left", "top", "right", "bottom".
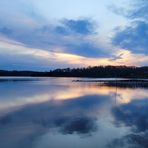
{"left": 1, "top": 77, "right": 148, "bottom": 88}
{"left": 73, "top": 79, "right": 148, "bottom": 88}
{"left": 74, "top": 79, "right": 148, "bottom": 82}
{"left": 0, "top": 66, "right": 148, "bottom": 78}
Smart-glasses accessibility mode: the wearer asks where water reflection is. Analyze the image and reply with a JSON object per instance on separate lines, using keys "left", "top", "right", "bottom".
{"left": 0, "top": 77, "right": 148, "bottom": 148}
{"left": 108, "top": 133, "right": 148, "bottom": 148}
{"left": 110, "top": 98, "right": 148, "bottom": 148}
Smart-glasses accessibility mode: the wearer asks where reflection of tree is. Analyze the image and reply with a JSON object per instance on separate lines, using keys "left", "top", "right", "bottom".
{"left": 103, "top": 80, "right": 148, "bottom": 89}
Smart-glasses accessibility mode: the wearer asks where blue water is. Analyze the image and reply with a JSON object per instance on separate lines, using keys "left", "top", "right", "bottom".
{"left": 0, "top": 77, "right": 148, "bottom": 148}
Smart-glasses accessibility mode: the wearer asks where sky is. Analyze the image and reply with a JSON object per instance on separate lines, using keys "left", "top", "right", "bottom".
{"left": 0, "top": 0, "right": 148, "bottom": 70}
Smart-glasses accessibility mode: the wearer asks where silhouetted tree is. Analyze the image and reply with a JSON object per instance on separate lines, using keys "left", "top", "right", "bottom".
{"left": 0, "top": 66, "right": 148, "bottom": 78}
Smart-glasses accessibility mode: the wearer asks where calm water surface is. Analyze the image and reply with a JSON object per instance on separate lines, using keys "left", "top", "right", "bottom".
{"left": 0, "top": 77, "right": 148, "bottom": 148}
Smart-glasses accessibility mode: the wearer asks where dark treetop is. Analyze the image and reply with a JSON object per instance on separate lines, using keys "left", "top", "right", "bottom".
{"left": 0, "top": 66, "right": 148, "bottom": 78}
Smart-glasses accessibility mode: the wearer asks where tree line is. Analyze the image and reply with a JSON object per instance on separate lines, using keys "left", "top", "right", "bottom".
{"left": 0, "top": 65, "right": 148, "bottom": 78}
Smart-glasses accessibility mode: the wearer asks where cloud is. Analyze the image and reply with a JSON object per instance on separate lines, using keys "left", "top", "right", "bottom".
{"left": 127, "top": 0, "right": 148, "bottom": 20}
{"left": 61, "top": 19, "right": 95, "bottom": 35}
{"left": 0, "top": 0, "right": 147, "bottom": 69}
{"left": 0, "top": 37, "right": 116, "bottom": 70}
{"left": 109, "top": 53, "right": 124, "bottom": 61}
{"left": 112, "top": 21, "right": 148, "bottom": 54}
{"left": 0, "top": 18, "right": 111, "bottom": 58}
{"left": 36, "top": 19, "right": 95, "bottom": 36}
{"left": 108, "top": 0, "right": 148, "bottom": 20}
{"left": 0, "top": 0, "right": 44, "bottom": 28}
{"left": 63, "top": 41, "right": 108, "bottom": 58}
{"left": 111, "top": 0, "right": 148, "bottom": 55}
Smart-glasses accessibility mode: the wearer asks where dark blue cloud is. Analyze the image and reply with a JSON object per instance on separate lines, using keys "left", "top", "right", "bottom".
{"left": 62, "top": 19, "right": 95, "bottom": 35}
{"left": 54, "top": 19, "right": 95, "bottom": 35}
{"left": 112, "top": 0, "right": 148, "bottom": 55}
{"left": 64, "top": 42, "right": 107, "bottom": 58}
{"left": 54, "top": 26, "right": 69, "bottom": 35}
{"left": 38, "top": 19, "right": 95, "bottom": 36}
{"left": 112, "top": 21, "right": 148, "bottom": 54}
{"left": 0, "top": 27, "right": 12, "bottom": 35}
{"left": 0, "top": 19, "right": 110, "bottom": 58}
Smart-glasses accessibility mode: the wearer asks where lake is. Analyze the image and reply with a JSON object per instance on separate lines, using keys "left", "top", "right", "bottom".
{"left": 0, "top": 77, "right": 148, "bottom": 148}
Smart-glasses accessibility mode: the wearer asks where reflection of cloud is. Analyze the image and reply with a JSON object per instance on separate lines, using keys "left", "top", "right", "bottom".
{"left": 1, "top": 77, "right": 148, "bottom": 119}
{"left": 112, "top": 99, "right": 148, "bottom": 132}
{"left": 109, "top": 97, "right": 148, "bottom": 148}
{"left": 108, "top": 133, "right": 148, "bottom": 148}
{"left": 54, "top": 116, "right": 97, "bottom": 135}
{"left": 0, "top": 79, "right": 116, "bottom": 112}
{"left": 1, "top": 78, "right": 148, "bottom": 113}
{"left": 0, "top": 94, "right": 111, "bottom": 147}
{"left": 0, "top": 79, "right": 148, "bottom": 147}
